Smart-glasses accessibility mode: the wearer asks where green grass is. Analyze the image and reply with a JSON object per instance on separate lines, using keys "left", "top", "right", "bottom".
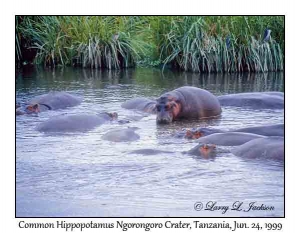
{"left": 17, "top": 16, "right": 284, "bottom": 72}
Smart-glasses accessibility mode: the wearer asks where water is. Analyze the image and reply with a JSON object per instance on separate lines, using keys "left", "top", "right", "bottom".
{"left": 16, "top": 67, "right": 284, "bottom": 217}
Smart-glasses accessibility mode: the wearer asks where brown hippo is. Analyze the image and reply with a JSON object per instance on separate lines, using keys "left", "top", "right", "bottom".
{"left": 155, "top": 86, "right": 222, "bottom": 124}
{"left": 217, "top": 92, "right": 284, "bottom": 109}
{"left": 16, "top": 91, "right": 82, "bottom": 115}
{"left": 36, "top": 112, "right": 117, "bottom": 133}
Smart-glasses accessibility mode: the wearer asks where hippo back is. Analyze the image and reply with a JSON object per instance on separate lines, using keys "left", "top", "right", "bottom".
{"left": 232, "top": 137, "right": 284, "bottom": 161}
{"left": 232, "top": 124, "right": 284, "bottom": 137}
{"left": 195, "top": 132, "right": 266, "bottom": 146}
{"left": 28, "top": 91, "right": 82, "bottom": 110}
{"left": 36, "top": 114, "right": 106, "bottom": 132}
{"left": 217, "top": 92, "right": 284, "bottom": 109}
{"left": 121, "top": 97, "right": 156, "bottom": 113}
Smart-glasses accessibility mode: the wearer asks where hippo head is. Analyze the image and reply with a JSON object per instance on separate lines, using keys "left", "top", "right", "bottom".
{"left": 108, "top": 112, "right": 118, "bottom": 120}
{"left": 186, "top": 143, "right": 217, "bottom": 158}
{"left": 156, "top": 96, "right": 181, "bottom": 124}
{"left": 25, "top": 104, "right": 40, "bottom": 114}
{"left": 185, "top": 129, "right": 204, "bottom": 139}
{"left": 198, "top": 143, "right": 217, "bottom": 158}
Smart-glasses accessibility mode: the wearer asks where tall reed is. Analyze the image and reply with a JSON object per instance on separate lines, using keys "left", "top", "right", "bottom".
{"left": 17, "top": 16, "right": 284, "bottom": 72}
{"left": 18, "top": 16, "right": 151, "bottom": 69}
{"left": 155, "top": 16, "right": 284, "bottom": 72}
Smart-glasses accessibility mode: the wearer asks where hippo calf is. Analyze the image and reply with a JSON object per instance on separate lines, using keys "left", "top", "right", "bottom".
{"left": 217, "top": 92, "right": 284, "bottom": 109}
{"left": 36, "top": 112, "right": 117, "bottom": 133}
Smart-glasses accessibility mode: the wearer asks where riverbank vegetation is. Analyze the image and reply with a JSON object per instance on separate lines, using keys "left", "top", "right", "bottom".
{"left": 16, "top": 16, "right": 284, "bottom": 73}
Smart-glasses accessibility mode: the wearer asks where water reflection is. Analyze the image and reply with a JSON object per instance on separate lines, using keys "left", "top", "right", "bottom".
{"left": 16, "top": 67, "right": 284, "bottom": 95}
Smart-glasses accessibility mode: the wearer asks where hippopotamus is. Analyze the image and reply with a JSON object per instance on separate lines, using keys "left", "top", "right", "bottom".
{"left": 121, "top": 97, "right": 156, "bottom": 113}
{"left": 178, "top": 124, "right": 284, "bottom": 139}
{"left": 195, "top": 132, "right": 266, "bottom": 146}
{"left": 217, "top": 92, "right": 284, "bottom": 109}
{"left": 175, "top": 127, "right": 224, "bottom": 139}
{"left": 16, "top": 91, "right": 82, "bottom": 115}
{"left": 129, "top": 149, "right": 173, "bottom": 155}
{"left": 101, "top": 127, "right": 140, "bottom": 142}
{"left": 184, "top": 143, "right": 218, "bottom": 158}
{"left": 232, "top": 137, "right": 284, "bottom": 161}
{"left": 36, "top": 112, "right": 117, "bottom": 133}
{"left": 232, "top": 124, "right": 284, "bottom": 137}
{"left": 155, "top": 86, "right": 222, "bottom": 124}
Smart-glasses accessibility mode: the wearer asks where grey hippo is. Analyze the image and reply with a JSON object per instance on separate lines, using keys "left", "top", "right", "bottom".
{"left": 195, "top": 132, "right": 266, "bottom": 146}
{"left": 232, "top": 137, "right": 284, "bottom": 161}
{"left": 16, "top": 91, "right": 82, "bottom": 115}
{"left": 101, "top": 127, "right": 140, "bottom": 142}
{"left": 121, "top": 97, "right": 156, "bottom": 113}
{"left": 178, "top": 124, "right": 284, "bottom": 139}
{"left": 155, "top": 86, "right": 221, "bottom": 124}
{"left": 217, "top": 92, "right": 284, "bottom": 109}
{"left": 184, "top": 143, "right": 218, "bottom": 159}
{"left": 122, "top": 86, "right": 222, "bottom": 124}
{"left": 36, "top": 112, "right": 118, "bottom": 133}
{"left": 129, "top": 149, "right": 173, "bottom": 155}
{"left": 186, "top": 137, "right": 284, "bottom": 162}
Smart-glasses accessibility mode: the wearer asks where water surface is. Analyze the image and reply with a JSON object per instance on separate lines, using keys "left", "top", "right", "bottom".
{"left": 16, "top": 67, "right": 284, "bottom": 217}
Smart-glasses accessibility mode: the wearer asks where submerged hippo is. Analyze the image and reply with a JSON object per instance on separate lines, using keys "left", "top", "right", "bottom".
{"left": 16, "top": 91, "right": 82, "bottom": 115}
{"left": 156, "top": 86, "right": 221, "bottom": 124}
{"left": 232, "top": 137, "right": 284, "bottom": 161}
{"left": 129, "top": 149, "right": 173, "bottom": 155}
{"left": 175, "top": 127, "right": 224, "bottom": 139}
{"left": 232, "top": 124, "right": 284, "bottom": 137}
{"left": 195, "top": 132, "right": 265, "bottom": 146}
{"left": 102, "top": 127, "right": 140, "bottom": 142}
{"left": 36, "top": 112, "right": 117, "bottom": 133}
{"left": 178, "top": 124, "right": 284, "bottom": 139}
{"left": 217, "top": 92, "right": 284, "bottom": 109}
{"left": 121, "top": 97, "right": 156, "bottom": 113}
{"left": 184, "top": 143, "right": 218, "bottom": 158}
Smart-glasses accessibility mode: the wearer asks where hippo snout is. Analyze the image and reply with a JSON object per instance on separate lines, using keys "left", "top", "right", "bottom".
{"left": 156, "top": 116, "right": 173, "bottom": 124}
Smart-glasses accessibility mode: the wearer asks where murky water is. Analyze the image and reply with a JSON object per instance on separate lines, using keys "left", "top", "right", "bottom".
{"left": 16, "top": 67, "right": 284, "bottom": 217}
